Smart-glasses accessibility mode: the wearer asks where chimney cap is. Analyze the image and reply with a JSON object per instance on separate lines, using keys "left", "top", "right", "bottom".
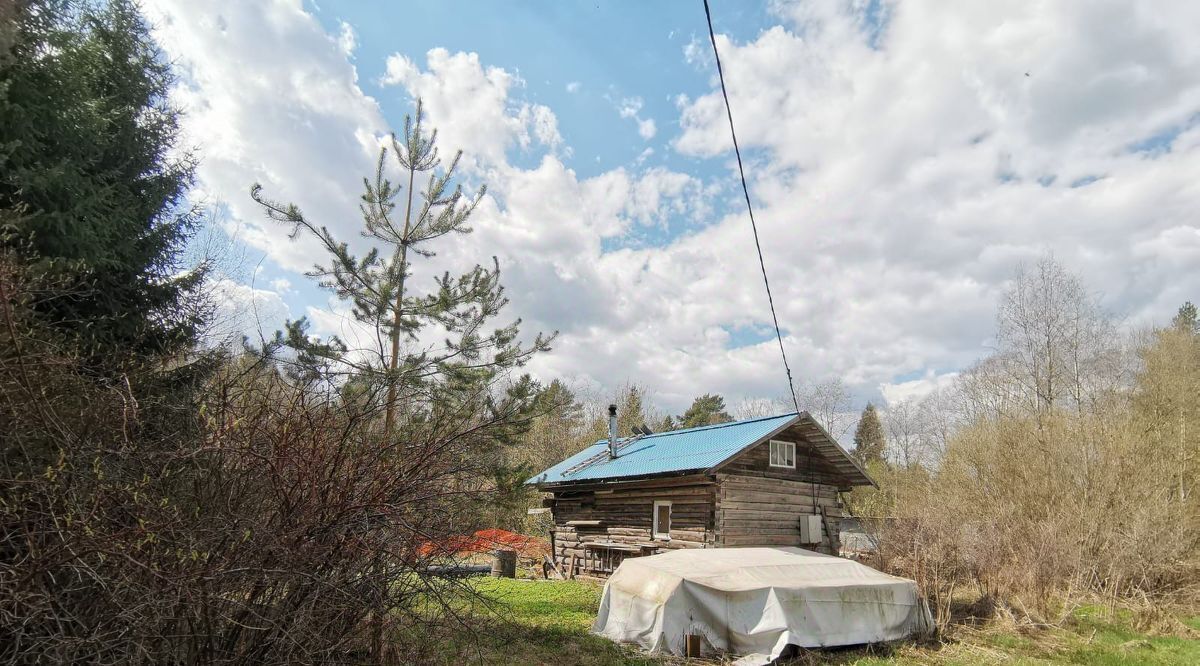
{"left": 608, "top": 403, "right": 617, "bottom": 415}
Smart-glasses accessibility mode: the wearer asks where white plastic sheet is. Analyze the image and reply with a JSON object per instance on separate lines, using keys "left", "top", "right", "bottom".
{"left": 592, "top": 547, "right": 932, "bottom": 662}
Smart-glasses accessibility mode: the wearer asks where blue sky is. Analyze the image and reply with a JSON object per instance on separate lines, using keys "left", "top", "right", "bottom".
{"left": 305, "top": 0, "right": 777, "bottom": 252}
{"left": 310, "top": 1, "right": 772, "bottom": 179}
{"left": 148, "top": 0, "right": 1200, "bottom": 420}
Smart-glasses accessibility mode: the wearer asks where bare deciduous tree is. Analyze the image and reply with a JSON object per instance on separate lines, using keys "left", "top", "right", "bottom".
{"left": 798, "top": 378, "right": 854, "bottom": 439}
{"left": 994, "top": 256, "right": 1122, "bottom": 418}
{"left": 883, "top": 399, "right": 924, "bottom": 468}
{"left": 860, "top": 258, "right": 1200, "bottom": 627}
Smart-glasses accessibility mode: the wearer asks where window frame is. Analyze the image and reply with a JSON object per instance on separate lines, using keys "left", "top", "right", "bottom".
{"left": 768, "top": 439, "right": 796, "bottom": 468}
{"left": 652, "top": 500, "right": 672, "bottom": 540}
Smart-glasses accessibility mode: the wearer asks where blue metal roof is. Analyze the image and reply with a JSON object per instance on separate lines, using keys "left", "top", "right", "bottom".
{"left": 526, "top": 412, "right": 799, "bottom": 486}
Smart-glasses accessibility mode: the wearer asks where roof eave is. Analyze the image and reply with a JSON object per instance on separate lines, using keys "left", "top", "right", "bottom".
{"left": 797, "top": 411, "right": 877, "bottom": 488}
{"left": 534, "top": 468, "right": 711, "bottom": 490}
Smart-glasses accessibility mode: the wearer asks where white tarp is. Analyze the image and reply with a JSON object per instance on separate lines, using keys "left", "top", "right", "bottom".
{"left": 592, "top": 547, "right": 932, "bottom": 663}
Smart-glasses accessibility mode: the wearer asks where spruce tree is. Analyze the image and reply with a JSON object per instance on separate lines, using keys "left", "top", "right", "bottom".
{"left": 852, "top": 403, "right": 886, "bottom": 465}
{"left": 0, "top": 0, "right": 203, "bottom": 364}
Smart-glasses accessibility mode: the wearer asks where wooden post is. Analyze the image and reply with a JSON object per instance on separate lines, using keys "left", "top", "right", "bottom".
{"left": 685, "top": 634, "right": 702, "bottom": 658}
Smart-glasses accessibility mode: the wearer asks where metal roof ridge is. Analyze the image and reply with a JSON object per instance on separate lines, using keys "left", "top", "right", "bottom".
{"left": 585, "top": 411, "right": 799, "bottom": 447}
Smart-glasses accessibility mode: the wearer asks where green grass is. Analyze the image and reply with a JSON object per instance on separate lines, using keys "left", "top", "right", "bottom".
{"left": 799, "top": 606, "right": 1200, "bottom": 666}
{"left": 414, "top": 577, "right": 1200, "bottom": 665}
{"left": 422, "top": 578, "right": 656, "bottom": 665}
{"left": 1053, "top": 606, "right": 1200, "bottom": 666}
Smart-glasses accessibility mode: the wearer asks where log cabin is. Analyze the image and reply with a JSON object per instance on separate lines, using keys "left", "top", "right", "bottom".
{"left": 527, "top": 408, "right": 876, "bottom": 578}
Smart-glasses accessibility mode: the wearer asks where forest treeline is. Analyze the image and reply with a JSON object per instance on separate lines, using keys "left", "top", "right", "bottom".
{"left": 841, "top": 260, "right": 1200, "bottom": 628}
{"left": 1, "top": 1, "right": 1197, "bottom": 663}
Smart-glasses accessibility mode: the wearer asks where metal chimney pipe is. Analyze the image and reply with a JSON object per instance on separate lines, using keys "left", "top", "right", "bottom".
{"left": 607, "top": 403, "right": 618, "bottom": 458}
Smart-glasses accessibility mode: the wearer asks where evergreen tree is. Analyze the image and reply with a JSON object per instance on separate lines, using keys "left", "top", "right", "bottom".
{"left": 852, "top": 403, "right": 886, "bottom": 465}
{"left": 1173, "top": 301, "right": 1198, "bottom": 334}
{"left": 253, "top": 100, "right": 554, "bottom": 661}
{"left": 515, "top": 380, "right": 586, "bottom": 486}
{"left": 0, "top": 0, "right": 203, "bottom": 364}
{"left": 251, "top": 100, "right": 553, "bottom": 437}
{"left": 676, "top": 393, "right": 733, "bottom": 429}
{"left": 533, "top": 379, "right": 583, "bottom": 423}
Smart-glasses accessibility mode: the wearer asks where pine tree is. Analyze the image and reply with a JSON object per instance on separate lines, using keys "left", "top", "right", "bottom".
{"left": 533, "top": 379, "right": 583, "bottom": 422}
{"left": 516, "top": 380, "right": 585, "bottom": 482}
{"left": 852, "top": 403, "right": 886, "bottom": 465}
{"left": 251, "top": 100, "right": 553, "bottom": 437}
{"left": 1173, "top": 301, "right": 1198, "bottom": 334}
{"left": 676, "top": 393, "right": 733, "bottom": 429}
{"left": 252, "top": 101, "right": 554, "bottom": 661}
{"left": 0, "top": 0, "right": 203, "bottom": 364}
{"left": 585, "top": 384, "right": 645, "bottom": 438}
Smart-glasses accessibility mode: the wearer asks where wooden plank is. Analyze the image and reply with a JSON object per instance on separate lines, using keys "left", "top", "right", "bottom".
{"left": 722, "top": 490, "right": 838, "bottom": 505}
{"left": 719, "top": 501, "right": 834, "bottom": 514}
{"left": 718, "top": 518, "right": 810, "bottom": 529}
{"left": 604, "top": 528, "right": 652, "bottom": 536}
{"left": 660, "top": 539, "right": 706, "bottom": 548}
{"left": 719, "top": 526, "right": 803, "bottom": 536}
{"left": 584, "top": 542, "right": 641, "bottom": 553}
{"left": 722, "top": 534, "right": 804, "bottom": 546}
{"left": 596, "top": 486, "right": 713, "bottom": 498}
{"left": 545, "top": 474, "right": 714, "bottom": 493}
{"left": 719, "top": 475, "right": 840, "bottom": 494}
{"left": 720, "top": 474, "right": 839, "bottom": 489}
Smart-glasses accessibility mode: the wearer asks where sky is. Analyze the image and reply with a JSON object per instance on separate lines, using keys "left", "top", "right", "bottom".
{"left": 145, "top": 0, "right": 1200, "bottom": 415}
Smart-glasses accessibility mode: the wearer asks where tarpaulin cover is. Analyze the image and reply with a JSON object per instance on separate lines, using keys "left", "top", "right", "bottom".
{"left": 592, "top": 547, "right": 932, "bottom": 663}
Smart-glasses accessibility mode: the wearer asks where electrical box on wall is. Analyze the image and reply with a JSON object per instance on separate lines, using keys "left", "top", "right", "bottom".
{"left": 799, "top": 514, "right": 823, "bottom": 544}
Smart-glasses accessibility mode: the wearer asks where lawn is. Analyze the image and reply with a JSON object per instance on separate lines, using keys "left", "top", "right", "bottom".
{"left": 428, "top": 577, "right": 1200, "bottom": 665}
{"left": 418, "top": 577, "right": 655, "bottom": 665}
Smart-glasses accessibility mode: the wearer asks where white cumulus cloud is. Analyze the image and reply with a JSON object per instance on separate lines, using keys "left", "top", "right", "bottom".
{"left": 147, "top": 0, "right": 1200, "bottom": 414}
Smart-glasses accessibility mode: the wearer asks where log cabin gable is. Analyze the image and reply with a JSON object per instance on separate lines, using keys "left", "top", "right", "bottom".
{"left": 710, "top": 425, "right": 845, "bottom": 486}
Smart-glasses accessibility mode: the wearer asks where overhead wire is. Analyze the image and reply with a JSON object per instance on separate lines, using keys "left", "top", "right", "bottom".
{"left": 703, "top": 0, "right": 822, "bottom": 532}
{"left": 701, "top": 0, "right": 801, "bottom": 416}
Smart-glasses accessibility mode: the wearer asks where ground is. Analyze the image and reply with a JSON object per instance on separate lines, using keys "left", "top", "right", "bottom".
{"left": 433, "top": 577, "right": 1200, "bottom": 665}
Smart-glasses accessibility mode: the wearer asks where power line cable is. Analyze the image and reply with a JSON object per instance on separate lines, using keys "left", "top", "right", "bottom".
{"left": 703, "top": 0, "right": 822, "bottom": 532}
{"left": 701, "top": 0, "right": 801, "bottom": 416}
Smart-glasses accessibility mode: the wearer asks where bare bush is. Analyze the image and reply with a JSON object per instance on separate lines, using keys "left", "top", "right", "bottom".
{"left": 862, "top": 257, "right": 1200, "bottom": 626}
{"left": 0, "top": 261, "right": 531, "bottom": 664}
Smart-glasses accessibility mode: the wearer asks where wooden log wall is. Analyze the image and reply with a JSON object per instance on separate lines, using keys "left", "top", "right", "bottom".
{"left": 715, "top": 473, "right": 843, "bottom": 554}
{"left": 716, "top": 433, "right": 843, "bottom": 486}
{"left": 548, "top": 475, "right": 716, "bottom": 573}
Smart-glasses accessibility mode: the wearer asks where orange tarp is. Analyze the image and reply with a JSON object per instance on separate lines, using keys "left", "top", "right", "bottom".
{"left": 419, "top": 529, "right": 548, "bottom": 559}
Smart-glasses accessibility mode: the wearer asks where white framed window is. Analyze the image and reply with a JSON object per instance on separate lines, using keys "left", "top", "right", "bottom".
{"left": 769, "top": 439, "right": 796, "bottom": 468}
{"left": 653, "top": 500, "right": 672, "bottom": 539}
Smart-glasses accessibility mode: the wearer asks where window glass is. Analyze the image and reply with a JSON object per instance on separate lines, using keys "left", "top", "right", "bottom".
{"left": 654, "top": 501, "right": 671, "bottom": 537}
{"left": 769, "top": 439, "right": 795, "bottom": 468}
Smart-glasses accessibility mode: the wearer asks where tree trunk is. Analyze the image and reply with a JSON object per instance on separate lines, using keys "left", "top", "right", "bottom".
{"left": 382, "top": 164, "right": 417, "bottom": 438}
